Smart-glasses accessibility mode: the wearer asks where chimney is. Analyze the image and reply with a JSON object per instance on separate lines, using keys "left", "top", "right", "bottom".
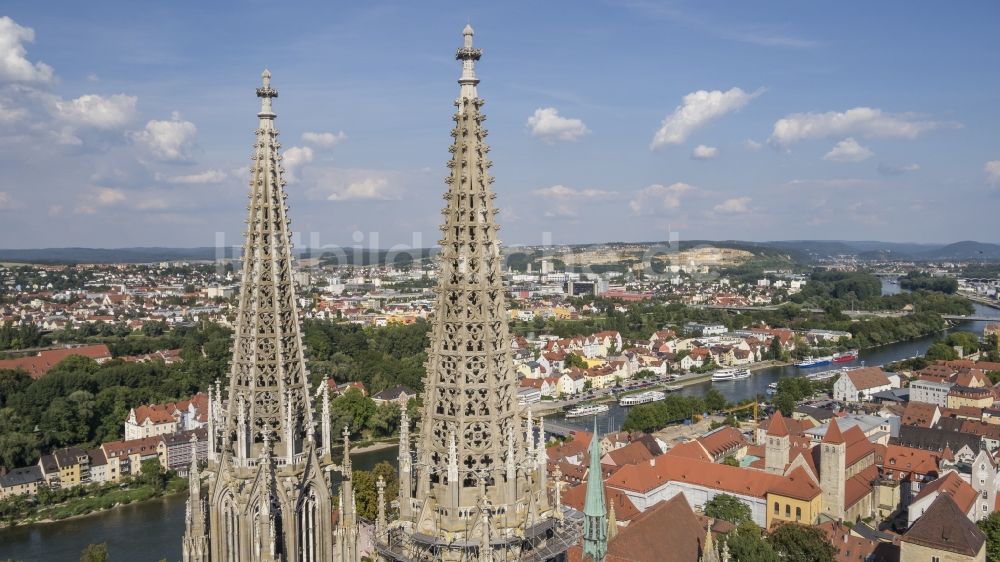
{"left": 649, "top": 458, "right": 656, "bottom": 467}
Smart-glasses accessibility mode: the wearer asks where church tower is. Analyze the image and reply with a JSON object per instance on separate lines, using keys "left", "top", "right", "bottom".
{"left": 764, "top": 411, "right": 790, "bottom": 475}
{"left": 183, "top": 70, "right": 360, "bottom": 562}
{"left": 375, "top": 26, "right": 576, "bottom": 562}
{"left": 820, "top": 418, "right": 846, "bottom": 521}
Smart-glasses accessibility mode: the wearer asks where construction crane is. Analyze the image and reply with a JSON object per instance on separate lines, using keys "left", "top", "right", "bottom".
{"left": 723, "top": 397, "right": 763, "bottom": 433}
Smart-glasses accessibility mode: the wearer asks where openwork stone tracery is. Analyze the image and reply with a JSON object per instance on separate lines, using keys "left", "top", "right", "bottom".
{"left": 375, "top": 26, "right": 577, "bottom": 562}
{"left": 182, "top": 70, "right": 360, "bottom": 562}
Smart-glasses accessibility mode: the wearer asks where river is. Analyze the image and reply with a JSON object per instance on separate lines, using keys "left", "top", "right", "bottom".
{"left": 0, "top": 446, "right": 399, "bottom": 562}
{"left": 2, "top": 281, "right": 997, "bottom": 561}
{"left": 554, "top": 280, "right": 1000, "bottom": 433}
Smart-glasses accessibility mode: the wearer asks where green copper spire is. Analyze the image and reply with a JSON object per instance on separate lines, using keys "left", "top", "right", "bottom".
{"left": 582, "top": 418, "right": 608, "bottom": 562}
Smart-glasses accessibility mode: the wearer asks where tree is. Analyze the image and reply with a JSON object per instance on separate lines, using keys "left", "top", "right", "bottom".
{"left": 564, "top": 353, "right": 588, "bottom": 369}
{"left": 79, "top": 543, "right": 109, "bottom": 562}
{"left": 978, "top": 511, "right": 1000, "bottom": 562}
{"left": 767, "top": 523, "right": 836, "bottom": 562}
{"left": 925, "top": 342, "right": 958, "bottom": 361}
{"left": 704, "top": 389, "right": 728, "bottom": 412}
{"left": 724, "top": 523, "right": 778, "bottom": 562}
{"left": 140, "top": 458, "right": 167, "bottom": 494}
{"left": 329, "top": 388, "right": 377, "bottom": 438}
{"left": 768, "top": 337, "right": 783, "bottom": 360}
{"left": 704, "top": 494, "right": 752, "bottom": 525}
{"left": 351, "top": 461, "right": 400, "bottom": 520}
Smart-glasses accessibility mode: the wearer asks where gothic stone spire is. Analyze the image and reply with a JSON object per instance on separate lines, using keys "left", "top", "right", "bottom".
{"left": 221, "top": 67, "right": 315, "bottom": 463}
{"left": 187, "top": 70, "right": 350, "bottom": 562}
{"left": 377, "top": 26, "right": 571, "bottom": 562}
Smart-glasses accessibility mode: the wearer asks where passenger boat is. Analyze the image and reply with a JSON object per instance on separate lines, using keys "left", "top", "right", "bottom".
{"left": 664, "top": 384, "right": 683, "bottom": 392}
{"left": 565, "top": 403, "right": 610, "bottom": 418}
{"left": 794, "top": 355, "right": 833, "bottom": 368}
{"left": 711, "top": 368, "right": 751, "bottom": 381}
{"left": 766, "top": 382, "right": 778, "bottom": 395}
{"left": 619, "top": 390, "right": 666, "bottom": 406}
{"left": 832, "top": 350, "right": 859, "bottom": 364}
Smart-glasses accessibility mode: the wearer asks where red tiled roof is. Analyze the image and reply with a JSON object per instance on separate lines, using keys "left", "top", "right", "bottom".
{"left": 767, "top": 411, "right": 790, "bottom": 437}
{"left": 913, "top": 471, "right": 978, "bottom": 515}
{"left": 0, "top": 344, "right": 112, "bottom": 379}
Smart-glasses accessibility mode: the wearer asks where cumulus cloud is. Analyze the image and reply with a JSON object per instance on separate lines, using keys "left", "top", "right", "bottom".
{"left": 165, "top": 169, "right": 227, "bottom": 184}
{"left": 533, "top": 184, "right": 615, "bottom": 218}
{"left": 629, "top": 183, "right": 694, "bottom": 215}
{"left": 533, "top": 185, "right": 615, "bottom": 199}
{"left": 130, "top": 113, "right": 197, "bottom": 161}
{"left": 327, "top": 177, "right": 395, "bottom": 201}
{"left": 823, "top": 138, "right": 873, "bottom": 162}
{"left": 691, "top": 145, "right": 719, "bottom": 160}
{"left": 527, "top": 107, "right": 590, "bottom": 143}
{"left": 0, "top": 191, "right": 15, "bottom": 210}
{"left": 986, "top": 161, "right": 1000, "bottom": 187}
{"left": 743, "top": 139, "right": 763, "bottom": 151}
{"left": 713, "top": 196, "right": 751, "bottom": 214}
{"left": 877, "top": 162, "right": 920, "bottom": 176}
{"left": 53, "top": 94, "right": 137, "bottom": 129}
{"left": 302, "top": 131, "right": 346, "bottom": 147}
{"left": 0, "top": 99, "right": 27, "bottom": 122}
{"left": 769, "top": 107, "right": 955, "bottom": 147}
{"left": 651, "top": 87, "right": 761, "bottom": 149}
{"left": 282, "top": 146, "right": 314, "bottom": 183}
{"left": 0, "top": 17, "right": 54, "bottom": 83}
{"left": 77, "top": 187, "right": 126, "bottom": 214}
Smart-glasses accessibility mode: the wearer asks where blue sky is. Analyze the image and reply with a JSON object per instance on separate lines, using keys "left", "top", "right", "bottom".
{"left": 1, "top": 1, "right": 998, "bottom": 249}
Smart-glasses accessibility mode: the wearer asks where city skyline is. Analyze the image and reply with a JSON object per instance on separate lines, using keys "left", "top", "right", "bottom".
{"left": 1, "top": 1, "right": 999, "bottom": 248}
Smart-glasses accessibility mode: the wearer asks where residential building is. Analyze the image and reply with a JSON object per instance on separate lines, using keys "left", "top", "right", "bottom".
{"left": 0, "top": 466, "right": 44, "bottom": 499}
{"left": 834, "top": 367, "right": 893, "bottom": 402}
{"left": 900, "top": 494, "right": 986, "bottom": 562}
{"left": 910, "top": 378, "right": 954, "bottom": 407}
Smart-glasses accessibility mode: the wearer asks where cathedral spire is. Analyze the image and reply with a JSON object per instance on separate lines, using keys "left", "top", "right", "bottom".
{"left": 583, "top": 419, "right": 608, "bottom": 562}
{"left": 186, "top": 70, "right": 344, "bottom": 562}
{"left": 218, "top": 68, "right": 315, "bottom": 464}
{"left": 376, "top": 26, "right": 575, "bottom": 562}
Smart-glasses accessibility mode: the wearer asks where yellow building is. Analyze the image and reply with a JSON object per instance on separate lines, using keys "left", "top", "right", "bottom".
{"left": 765, "top": 470, "right": 823, "bottom": 528}
{"left": 947, "top": 386, "right": 994, "bottom": 410}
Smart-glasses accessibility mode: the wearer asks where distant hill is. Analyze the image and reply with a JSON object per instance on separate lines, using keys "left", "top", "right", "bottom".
{"left": 2, "top": 239, "right": 998, "bottom": 264}
{"left": 917, "top": 241, "right": 1000, "bottom": 260}
{"left": 0, "top": 247, "right": 240, "bottom": 264}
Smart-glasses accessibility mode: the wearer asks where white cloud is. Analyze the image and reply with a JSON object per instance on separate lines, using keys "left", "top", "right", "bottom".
{"left": 282, "top": 146, "right": 314, "bottom": 183}
{"left": 713, "top": 196, "right": 751, "bottom": 214}
{"left": 691, "top": 145, "right": 719, "bottom": 160}
{"left": 165, "top": 169, "right": 227, "bottom": 184}
{"left": 986, "top": 161, "right": 1000, "bottom": 187}
{"left": 533, "top": 185, "right": 615, "bottom": 199}
{"left": 134, "top": 197, "right": 169, "bottom": 210}
{"left": 533, "top": 184, "right": 615, "bottom": 218}
{"left": 823, "top": 138, "right": 873, "bottom": 162}
{"left": 0, "top": 191, "right": 15, "bottom": 210}
{"left": 629, "top": 183, "right": 694, "bottom": 215}
{"left": 877, "top": 162, "right": 920, "bottom": 176}
{"left": 770, "top": 107, "right": 955, "bottom": 147}
{"left": 0, "top": 99, "right": 27, "bottom": 122}
{"left": 527, "top": 107, "right": 590, "bottom": 143}
{"left": 77, "top": 187, "right": 126, "bottom": 214}
{"left": 53, "top": 94, "right": 137, "bottom": 129}
{"left": 326, "top": 177, "right": 395, "bottom": 201}
{"left": 651, "top": 87, "right": 760, "bottom": 149}
{"left": 130, "top": 115, "right": 197, "bottom": 161}
{"left": 743, "top": 139, "right": 763, "bottom": 151}
{"left": 0, "top": 17, "right": 54, "bottom": 83}
{"left": 302, "top": 131, "right": 346, "bottom": 147}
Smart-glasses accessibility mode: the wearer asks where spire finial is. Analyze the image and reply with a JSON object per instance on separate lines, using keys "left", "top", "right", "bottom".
{"left": 456, "top": 24, "right": 481, "bottom": 97}
{"left": 256, "top": 68, "right": 278, "bottom": 117}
